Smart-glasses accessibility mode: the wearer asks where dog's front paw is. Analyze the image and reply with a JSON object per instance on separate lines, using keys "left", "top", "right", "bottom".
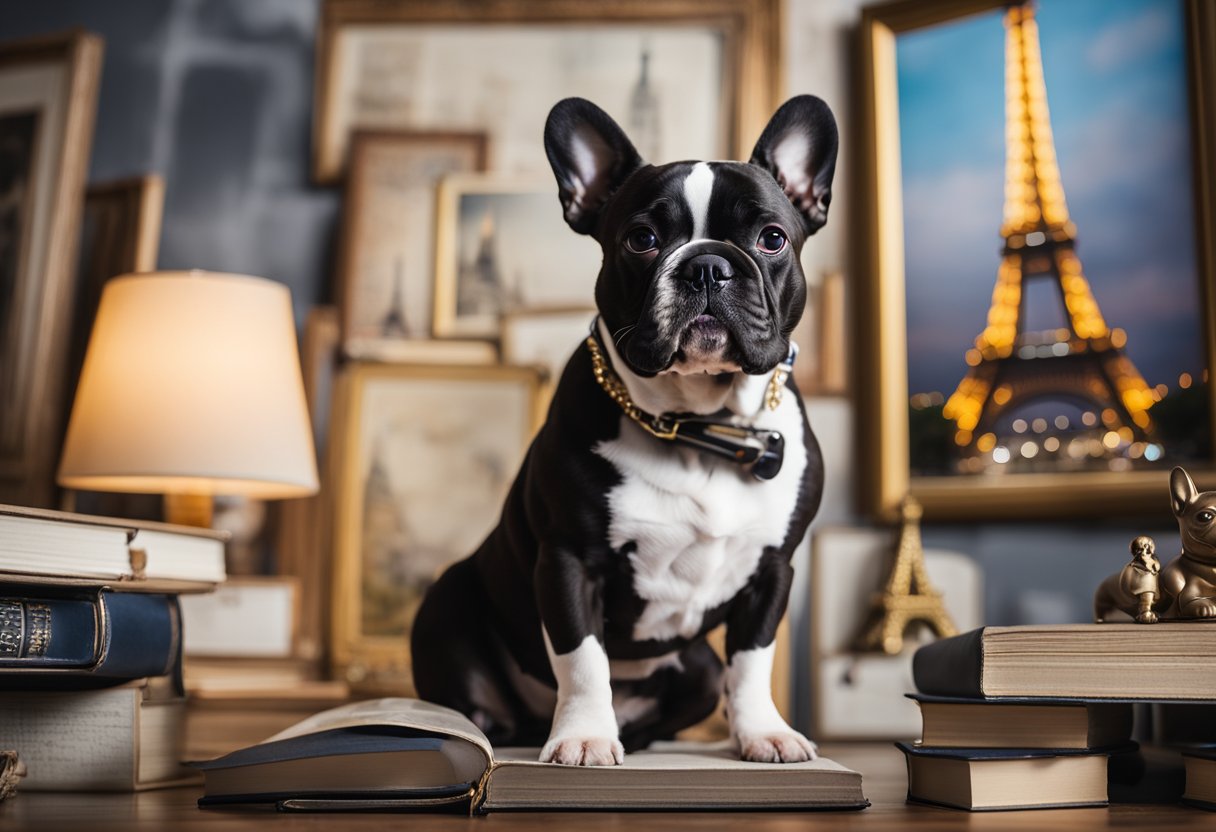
{"left": 540, "top": 736, "right": 624, "bottom": 766}
{"left": 737, "top": 730, "right": 818, "bottom": 763}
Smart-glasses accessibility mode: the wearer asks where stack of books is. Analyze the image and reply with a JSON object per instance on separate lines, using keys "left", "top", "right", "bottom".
{"left": 0, "top": 504, "right": 226, "bottom": 791}
{"left": 903, "top": 624, "right": 1216, "bottom": 811}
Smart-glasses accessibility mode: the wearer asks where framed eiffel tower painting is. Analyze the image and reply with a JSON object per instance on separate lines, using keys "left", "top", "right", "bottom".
{"left": 859, "top": 0, "right": 1216, "bottom": 519}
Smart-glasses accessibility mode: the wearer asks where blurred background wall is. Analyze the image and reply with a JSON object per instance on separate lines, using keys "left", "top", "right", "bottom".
{"left": 0, "top": 0, "right": 1183, "bottom": 730}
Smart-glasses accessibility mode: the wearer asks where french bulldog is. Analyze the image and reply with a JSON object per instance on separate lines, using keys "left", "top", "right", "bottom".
{"left": 412, "top": 95, "right": 838, "bottom": 766}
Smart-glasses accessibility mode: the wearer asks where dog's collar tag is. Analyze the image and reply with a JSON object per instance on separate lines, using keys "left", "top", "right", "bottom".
{"left": 585, "top": 321, "right": 790, "bottom": 480}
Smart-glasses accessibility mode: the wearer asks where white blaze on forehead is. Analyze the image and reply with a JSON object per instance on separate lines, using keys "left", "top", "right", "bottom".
{"left": 683, "top": 162, "right": 714, "bottom": 239}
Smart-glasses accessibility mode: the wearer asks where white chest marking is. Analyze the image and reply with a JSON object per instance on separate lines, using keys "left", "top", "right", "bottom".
{"left": 683, "top": 162, "right": 714, "bottom": 240}
{"left": 594, "top": 395, "right": 807, "bottom": 642}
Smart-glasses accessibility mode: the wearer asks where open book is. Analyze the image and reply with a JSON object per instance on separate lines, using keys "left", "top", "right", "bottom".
{"left": 194, "top": 698, "right": 867, "bottom": 813}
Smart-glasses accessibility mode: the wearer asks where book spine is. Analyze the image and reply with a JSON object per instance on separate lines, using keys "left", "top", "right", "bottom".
{"left": 911, "top": 628, "right": 987, "bottom": 698}
{"left": 0, "top": 590, "right": 179, "bottom": 685}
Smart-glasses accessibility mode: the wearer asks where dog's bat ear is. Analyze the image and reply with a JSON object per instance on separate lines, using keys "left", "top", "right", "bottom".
{"left": 1171, "top": 467, "right": 1199, "bottom": 516}
{"left": 749, "top": 95, "right": 838, "bottom": 235}
{"left": 544, "top": 98, "right": 644, "bottom": 236}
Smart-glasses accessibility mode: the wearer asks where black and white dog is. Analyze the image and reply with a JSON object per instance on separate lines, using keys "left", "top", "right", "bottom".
{"left": 413, "top": 95, "right": 837, "bottom": 766}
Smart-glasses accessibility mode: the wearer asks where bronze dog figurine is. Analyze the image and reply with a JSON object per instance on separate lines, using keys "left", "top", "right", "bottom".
{"left": 1161, "top": 467, "right": 1216, "bottom": 619}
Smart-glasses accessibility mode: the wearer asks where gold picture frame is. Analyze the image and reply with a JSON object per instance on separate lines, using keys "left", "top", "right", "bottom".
{"left": 337, "top": 130, "right": 488, "bottom": 348}
{"left": 274, "top": 305, "right": 341, "bottom": 666}
{"left": 312, "top": 0, "right": 782, "bottom": 182}
{"left": 0, "top": 31, "right": 103, "bottom": 508}
{"left": 856, "top": 0, "right": 1216, "bottom": 520}
{"left": 432, "top": 173, "right": 601, "bottom": 339}
{"left": 328, "top": 362, "right": 545, "bottom": 691}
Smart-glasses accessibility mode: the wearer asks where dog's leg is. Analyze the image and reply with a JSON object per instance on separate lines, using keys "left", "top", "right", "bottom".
{"left": 535, "top": 546, "right": 623, "bottom": 766}
{"left": 725, "top": 555, "right": 817, "bottom": 763}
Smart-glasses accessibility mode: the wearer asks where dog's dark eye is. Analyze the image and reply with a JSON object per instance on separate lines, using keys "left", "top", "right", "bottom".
{"left": 757, "top": 226, "right": 787, "bottom": 254}
{"left": 1200, "top": 510, "right": 1215, "bottom": 523}
{"left": 625, "top": 226, "right": 658, "bottom": 253}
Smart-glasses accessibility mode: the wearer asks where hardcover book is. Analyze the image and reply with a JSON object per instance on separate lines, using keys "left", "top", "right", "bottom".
{"left": 1184, "top": 748, "right": 1216, "bottom": 811}
{"left": 898, "top": 743, "right": 1114, "bottom": 811}
{"left": 908, "top": 694, "right": 1133, "bottom": 749}
{"left": 912, "top": 624, "right": 1216, "bottom": 700}
{"left": 194, "top": 698, "right": 868, "bottom": 812}
{"left": 0, "top": 588, "right": 180, "bottom": 687}
{"left": 0, "top": 504, "right": 226, "bottom": 591}
{"left": 0, "top": 680, "right": 194, "bottom": 791}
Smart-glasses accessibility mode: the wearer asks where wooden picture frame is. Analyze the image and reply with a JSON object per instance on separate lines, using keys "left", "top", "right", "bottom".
{"left": 69, "top": 175, "right": 164, "bottom": 389}
{"left": 328, "top": 362, "right": 545, "bottom": 691}
{"left": 60, "top": 175, "right": 165, "bottom": 520}
{"left": 0, "top": 31, "right": 103, "bottom": 508}
{"left": 312, "top": 0, "right": 783, "bottom": 182}
{"left": 337, "top": 130, "right": 487, "bottom": 351}
{"left": 274, "top": 305, "right": 342, "bottom": 665}
{"left": 856, "top": 0, "right": 1216, "bottom": 520}
{"left": 432, "top": 174, "right": 601, "bottom": 339}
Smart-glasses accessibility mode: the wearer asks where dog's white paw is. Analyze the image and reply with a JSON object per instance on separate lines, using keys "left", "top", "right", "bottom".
{"left": 737, "top": 730, "right": 818, "bottom": 763}
{"left": 540, "top": 736, "right": 625, "bottom": 766}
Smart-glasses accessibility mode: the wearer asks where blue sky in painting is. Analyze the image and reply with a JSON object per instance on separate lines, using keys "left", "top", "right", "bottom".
{"left": 898, "top": 0, "right": 1202, "bottom": 397}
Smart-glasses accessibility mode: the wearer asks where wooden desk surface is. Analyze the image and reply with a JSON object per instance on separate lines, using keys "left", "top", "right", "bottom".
{"left": 1, "top": 743, "right": 1211, "bottom": 830}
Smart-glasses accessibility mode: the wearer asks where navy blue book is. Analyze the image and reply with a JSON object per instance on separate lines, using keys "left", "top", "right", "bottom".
{"left": 0, "top": 587, "right": 181, "bottom": 688}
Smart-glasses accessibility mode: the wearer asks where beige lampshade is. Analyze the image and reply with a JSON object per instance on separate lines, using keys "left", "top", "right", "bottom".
{"left": 58, "top": 271, "right": 319, "bottom": 498}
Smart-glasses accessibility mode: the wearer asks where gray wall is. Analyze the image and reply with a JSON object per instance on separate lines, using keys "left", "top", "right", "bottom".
{"left": 1, "top": 0, "right": 336, "bottom": 323}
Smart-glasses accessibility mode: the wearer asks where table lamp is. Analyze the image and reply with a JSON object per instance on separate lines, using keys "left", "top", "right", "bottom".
{"left": 57, "top": 271, "right": 319, "bottom": 527}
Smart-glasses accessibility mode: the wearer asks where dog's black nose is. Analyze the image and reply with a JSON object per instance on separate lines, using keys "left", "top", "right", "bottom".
{"left": 680, "top": 254, "right": 734, "bottom": 292}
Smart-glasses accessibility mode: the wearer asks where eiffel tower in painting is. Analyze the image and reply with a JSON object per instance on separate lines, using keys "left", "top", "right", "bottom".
{"left": 942, "top": 2, "right": 1158, "bottom": 466}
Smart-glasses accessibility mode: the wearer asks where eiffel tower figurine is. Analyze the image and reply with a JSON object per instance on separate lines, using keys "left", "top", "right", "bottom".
{"left": 942, "top": 2, "right": 1158, "bottom": 467}
{"left": 856, "top": 496, "right": 957, "bottom": 655}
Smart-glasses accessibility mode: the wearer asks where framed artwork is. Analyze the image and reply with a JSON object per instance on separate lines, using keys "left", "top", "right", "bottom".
{"left": 809, "top": 526, "right": 982, "bottom": 741}
{"left": 501, "top": 306, "right": 597, "bottom": 387}
{"left": 312, "top": 0, "right": 782, "bottom": 182}
{"left": 69, "top": 176, "right": 164, "bottom": 392}
{"left": 62, "top": 176, "right": 165, "bottom": 521}
{"left": 328, "top": 362, "right": 545, "bottom": 690}
{"left": 274, "top": 305, "right": 341, "bottom": 665}
{"left": 0, "top": 32, "right": 103, "bottom": 508}
{"left": 857, "top": 0, "right": 1216, "bottom": 519}
{"left": 433, "top": 174, "right": 601, "bottom": 338}
{"left": 338, "top": 130, "right": 487, "bottom": 350}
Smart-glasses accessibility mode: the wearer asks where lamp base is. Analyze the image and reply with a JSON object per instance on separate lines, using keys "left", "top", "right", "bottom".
{"left": 163, "top": 493, "right": 213, "bottom": 528}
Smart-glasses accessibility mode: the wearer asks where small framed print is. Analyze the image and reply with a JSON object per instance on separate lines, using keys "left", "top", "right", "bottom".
{"left": 432, "top": 174, "right": 601, "bottom": 338}
{"left": 338, "top": 130, "right": 487, "bottom": 349}
{"left": 809, "top": 526, "right": 983, "bottom": 741}
{"left": 328, "top": 362, "right": 545, "bottom": 690}
{"left": 501, "top": 306, "right": 597, "bottom": 386}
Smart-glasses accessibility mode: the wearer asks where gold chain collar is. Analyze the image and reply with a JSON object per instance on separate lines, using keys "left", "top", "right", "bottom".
{"left": 584, "top": 333, "right": 790, "bottom": 442}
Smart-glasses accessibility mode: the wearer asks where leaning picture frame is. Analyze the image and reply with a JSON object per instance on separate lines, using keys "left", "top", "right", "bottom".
{"left": 432, "top": 174, "right": 602, "bottom": 339}
{"left": 337, "top": 130, "right": 488, "bottom": 349}
{"left": 311, "top": 0, "right": 782, "bottom": 182}
{"left": 857, "top": 0, "right": 1216, "bottom": 520}
{"left": 327, "top": 362, "right": 546, "bottom": 691}
{"left": 0, "top": 31, "right": 103, "bottom": 508}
